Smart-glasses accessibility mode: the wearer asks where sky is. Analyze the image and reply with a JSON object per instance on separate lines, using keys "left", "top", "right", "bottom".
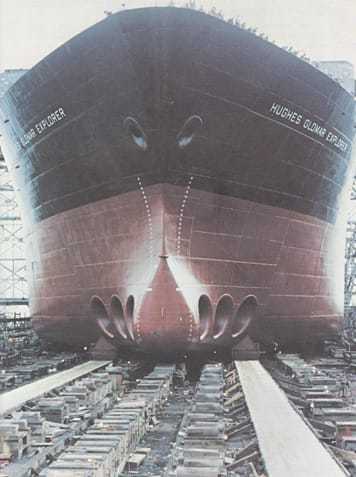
{"left": 0, "top": 0, "right": 356, "bottom": 71}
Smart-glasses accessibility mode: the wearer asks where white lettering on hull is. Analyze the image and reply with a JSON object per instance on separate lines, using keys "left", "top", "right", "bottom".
{"left": 21, "top": 107, "right": 66, "bottom": 146}
{"left": 269, "top": 102, "right": 349, "bottom": 153}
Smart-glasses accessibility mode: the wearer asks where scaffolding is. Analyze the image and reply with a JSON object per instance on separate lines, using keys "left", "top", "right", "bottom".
{"left": 0, "top": 313, "right": 33, "bottom": 350}
{"left": 0, "top": 69, "right": 29, "bottom": 321}
{"left": 344, "top": 177, "right": 356, "bottom": 333}
{"left": 0, "top": 150, "right": 28, "bottom": 316}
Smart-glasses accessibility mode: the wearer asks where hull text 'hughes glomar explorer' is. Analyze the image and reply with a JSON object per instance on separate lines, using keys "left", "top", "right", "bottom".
{"left": 0, "top": 7, "right": 355, "bottom": 360}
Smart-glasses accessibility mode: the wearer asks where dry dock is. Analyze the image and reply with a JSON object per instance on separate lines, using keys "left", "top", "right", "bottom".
{"left": 0, "top": 360, "right": 110, "bottom": 416}
{"left": 236, "top": 360, "right": 348, "bottom": 477}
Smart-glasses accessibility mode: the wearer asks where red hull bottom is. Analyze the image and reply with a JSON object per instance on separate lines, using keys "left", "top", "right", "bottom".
{"left": 29, "top": 182, "right": 343, "bottom": 357}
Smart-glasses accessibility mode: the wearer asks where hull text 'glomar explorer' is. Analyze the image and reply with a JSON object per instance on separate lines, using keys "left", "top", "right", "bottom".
{"left": 0, "top": 8, "right": 354, "bottom": 359}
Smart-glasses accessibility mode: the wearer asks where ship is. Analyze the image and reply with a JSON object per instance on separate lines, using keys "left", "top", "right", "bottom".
{"left": 0, "top": 7, "right": 355, "bottom": 360}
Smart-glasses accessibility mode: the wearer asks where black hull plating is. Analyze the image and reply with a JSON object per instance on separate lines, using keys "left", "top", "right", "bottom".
{"left": 0, "top": 8, "right": 353, "bottom": 227}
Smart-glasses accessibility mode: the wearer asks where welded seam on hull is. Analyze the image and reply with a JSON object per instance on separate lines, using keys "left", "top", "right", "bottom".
{"left": 187, "top": 257, "right": 277, "bottom": 265}
{"left": 176, "top": 176, "right": 194, "bottom": 254}
{"left": 271, "top": 294, "right": 330, "bottom": 298}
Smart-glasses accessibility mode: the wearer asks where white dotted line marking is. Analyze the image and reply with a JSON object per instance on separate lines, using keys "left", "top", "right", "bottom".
{"left": 137, "top": 176, "right": 153, "bottom": 258}
{"left": 176, "top": 176, "right": 194, "bottom": 254}
{"left": 135, "top": 315, "right": 144, "bottom": 342}
{"left": 188, "top": 314, "right": 194, "bottom": 341}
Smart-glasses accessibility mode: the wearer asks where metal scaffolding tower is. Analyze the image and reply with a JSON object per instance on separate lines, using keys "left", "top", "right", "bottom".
{"left": 0, "top": 69, "right": 29, "bottom": 318}
{"left": 344, "top": 177, "right": 356, "bottom": 333}
{"left": 0, "top": 150, "right": 28, "bottom": 315}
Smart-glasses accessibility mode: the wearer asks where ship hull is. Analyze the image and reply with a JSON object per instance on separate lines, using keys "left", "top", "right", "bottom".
{"left": 29, "top": 182, "right": 343, "bottom": 356}
{"left": 0, "top": 7, "right": 354, "bottom": 357}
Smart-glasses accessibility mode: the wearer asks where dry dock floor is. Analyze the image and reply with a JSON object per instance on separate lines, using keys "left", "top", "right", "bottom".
{"left": 236, "top": 360, "right": 348, "bottom": 477}
{"left": 0, "top": 360, "right": 110, "bottom": 416}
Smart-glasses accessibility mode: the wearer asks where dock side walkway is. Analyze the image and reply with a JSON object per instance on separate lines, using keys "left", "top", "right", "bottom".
{"left": 236, "top": 361, "right": 348, "bottom": 477}
{"left": 0, "top": 360, "right": 110, "bottom": 416}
